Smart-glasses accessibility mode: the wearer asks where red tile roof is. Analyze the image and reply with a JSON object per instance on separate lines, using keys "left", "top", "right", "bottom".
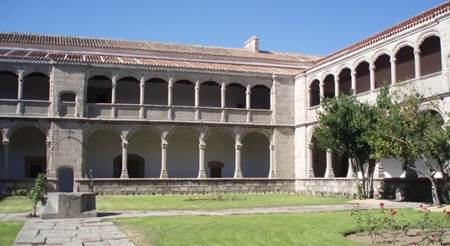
{"left": 0, "top": 48, "right": 302, "bottom": 76}
{"left": 310, "top": 1, "right": 450, "bottom": 69}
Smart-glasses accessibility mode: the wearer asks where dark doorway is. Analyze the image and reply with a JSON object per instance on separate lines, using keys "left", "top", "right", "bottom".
{"left": 25, "top": 156, "right": 46, "bottom": 178}
{"left": 208, "top": 161, "right": 224, "bottom": 178}
{"left": 57, "top": 167, "right": 74, "bottom": 192}
{"left": 113, "top": 154, "right": 145, "bottom": 178}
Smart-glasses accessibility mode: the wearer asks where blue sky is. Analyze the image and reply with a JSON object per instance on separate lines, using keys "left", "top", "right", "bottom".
{"left": 0, "top": 0, "right": 445, "bottom": 56}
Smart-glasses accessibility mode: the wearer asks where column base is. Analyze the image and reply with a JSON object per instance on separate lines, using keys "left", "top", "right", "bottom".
{"left": 233, "top": 170, "right": 242, "bottom": 178}
{"left": 160, "top": 169, "right": 168, "bottom": 178}
{"left": 120, "top": 170, "right": 129, "bottom": 179}
{"left": 324, "top": 169, "right": 335, "bottom": 178}
{"left": 268, "top": 169, "right": 277, "bottom": 178}
{"left": 197, "top": 169, "right": 206, "bottom": 179}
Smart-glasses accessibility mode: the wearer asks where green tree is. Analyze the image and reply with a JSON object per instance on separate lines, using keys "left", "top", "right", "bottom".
{"left": 368, "top": 87, "right": 450, "bottom": 206}
{"left": 29, "top": 173, "right": 46, "bottom": 217}
{"left": 314, "top": 94, "right": 377, "bottom": 198}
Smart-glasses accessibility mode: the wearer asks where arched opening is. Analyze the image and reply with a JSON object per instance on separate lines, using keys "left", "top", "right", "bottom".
{"left": 87, "top": 76, "right": 112, "bottom": 103}
{"left": 242, "top": 132, "right": 270, "bottom": 177}
{"left": 167, "top": 128, "right": 198, "bottom": 178}
{"left": 309, "top": 79, "right": 320, "bottom": 107}
{"left": 395, "top": 46, "right": 415, "bottom": 82}
{"left": 10, "top": 126, "right": 46, "bottom": 178}
{"left": 113, "top": 154, "right": 145, "bottom": 178}
{"left": 200, "top": 81, "right": 221, "bottom": 107}
{"left": 374, "top": 54, "right": 391, "bottom": 88}
{"left": 0, "top": 71, "right": 18, "bottom": 99}
{"left": 421, "top": 109, "right": 444, "bottom": 126}
{"left": 355, "top": 61, "right": 370, "bottom": 94}
{"left": 128, "top": 130, "right": 161, "bottom": 178}
{"left": 145, "top": 78, "right": 168, "bottom": 105}
{"left": 311, "top": 141, "right": 326, "bottom": 178}
{"left": 59, "top": 92, "right": 77, "bottom": 117}
{"left": 225, "top": 83, "right": 246, "bottom": 108}
{"left": 420, "top": 36, "right": 442, "bottom": 76}
{"left": 205, "top": 131, "right": 235, "bottom": 178}
{"left": 57, "top": 167, "right": 74, "bottom": 192}
{"left": 338, "top": 68, "right": 352, "bottom": 95}
{"left": 323, "top": 75, "right": 335, "bottom": 99}
{"left": 87, "top": 129, "right": 121, "bottom": 178}
{"left": 23, "top": 73, "right": 49, "bottom": 100}
{"left": 173, "top": 80, "right": 194, "bottom": 106}
{"left": 251, "top": 85, "right": 270, "bottom": 109}
{"left": 116, "top": 77, "right": 139, "bottom": 104}
{"left": 332, "top": 153, "right": 349, "bottom": 177}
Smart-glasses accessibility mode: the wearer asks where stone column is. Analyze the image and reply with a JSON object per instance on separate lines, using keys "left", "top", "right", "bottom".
{"left": 414, "top": 48, "right": 421, "bottom": 79}
{"left": 2, "top": 140, "right": 9, "bottom": 177}
{"left": 347, "top": 158, "right": 356, "bottom": 178}
{"left": 221, "top": 82, "right": 226, "bottom": 122}
{"left": 167, "top": 78, "right": 174, "bottom": 120}
{"left": 195, "top": 80, "right": 200, "bottom": 120}
{"left": 111, "top": 75, "right": 117, "bottom": 118}
{"left": 334, "top": 77, "right": 340, "bottom": 97}
{"left": 160, "top": 132, "right": 168, "bottom": 178}
{"left": 234, "top": 135, "right": 243, "bottom": 178}
{"left": 120, "top": 139, "right": 129, "bottom": 179}
{"left": 16, "top": 70, "right": 24, "bottom": 115}
{"left": 246, "top": 84, "right": 251, "bottom": 122}
{"left": 45, "top": 140, "right": 52, "bottom": 177}
{"left": 306, "top": 143, "right": 315, "bottom": 178}
{"left": 268, "top": 143, "right": 276, "bottom": 178}
{"left": 198, "top": 133, "right": 206, "bottom": 178}
{"left": 390, "top": 57, "right": 397, "bottom": 85}
{"left": 319, "top": 80, "right": 324, "bottom": 101}
{"left": 139, "top": 76, "right": 145, "bottom": 119}
{"left": 369, "top": 64, "right": 376, "bottom": 91}
{"left": 324, "top": 150, "right": 334, "bottom": 178}
{"left": 374, "top": 160, "right": 385, "bottom": 179}
{"left": 351, "top": 70, "right": 356, "bottom": 95}
{"left": 270, "top": 77, "right": 276, "bottom": 124}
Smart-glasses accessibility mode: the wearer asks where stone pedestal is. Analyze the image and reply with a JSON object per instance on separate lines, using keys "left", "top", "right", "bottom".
{"left": 40, "top": 192, "right": 97, "bottom": 219}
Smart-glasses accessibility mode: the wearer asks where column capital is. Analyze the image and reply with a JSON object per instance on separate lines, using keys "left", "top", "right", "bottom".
{"left": 351, "top": 70, "right": 357, "bottom": 76}
{"left": 235, "top": 143, "right": 243, "bottom": 150}
{"left": 246, "top": 84, "right": 251, "bottom": 94}
{"left": 390, "top": 57, "right": 396, "bottom": 63}
{"left": 269, "top": 144, "right": 275, "bottom": 150}
{"left": 414, "top": 48, "right": 421, "bottom": 56}
{"left": 121, "top": 139, "right": 129, "bottom": 148}
{"left": 369, "top": 64, "right": 376, "bottom": 71}
{"left": 17, "top": 70, "right": 24, "bottom": 80}
{"left": 199, "top": 143, "right": 206, "bottom": 150}
{"left": 2, "top": 140, "right": 10, "bottom": 146}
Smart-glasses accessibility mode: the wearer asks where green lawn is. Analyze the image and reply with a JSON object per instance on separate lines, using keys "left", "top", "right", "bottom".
{"left": 115, "top": 209, "right": 427, "bottom": 246}
{"left": 97, "top": 194, "right": 349, "bottom": 211}
{"left": 0, "top": 221, "right": 23, "bottom": 245}
{"left": 0, "top": 194, "right": 348, "bottom": 213}
{"left": 0, "top": 196, "right": 32, "bottom": 213}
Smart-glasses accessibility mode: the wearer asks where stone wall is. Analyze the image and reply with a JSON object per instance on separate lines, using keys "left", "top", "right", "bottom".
{"left": 295, "top": 178, "right": 365, "bottom": 198}
{"left": 76, "top": 178, "right": 295, "bottom": 195}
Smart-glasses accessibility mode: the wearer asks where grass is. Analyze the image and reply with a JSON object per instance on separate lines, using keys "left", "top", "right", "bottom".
{"left": 114, "top": 209, "right": 429, "bottom": 246}
{"left": 96, "top": 194, "right": 349, "bottom": 211}
{"left": 0, "top": 196, "right": 32, "bottom": 213}
{"left": 0, "top": 221, "right": 23, "bottom": 245}
{"left": 0, "top": 194, "right": 348, "bottom": 213}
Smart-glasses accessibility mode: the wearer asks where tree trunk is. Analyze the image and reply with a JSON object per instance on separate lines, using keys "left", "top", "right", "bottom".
{"left": 437, "top": 162, "right": 450, "bottom": 203}
{"left": 356, "top": 160, "right": 368, "bottom": 199}
{"left": 429, "top": 176, "right": 441, "bottom": 207}
{"left": 367, "top": 160, "right": 376, "bottom": 198}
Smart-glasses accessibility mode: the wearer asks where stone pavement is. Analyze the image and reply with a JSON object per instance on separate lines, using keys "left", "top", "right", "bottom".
{"left": 14, "top": 218, "right": 135, "bottom": 246}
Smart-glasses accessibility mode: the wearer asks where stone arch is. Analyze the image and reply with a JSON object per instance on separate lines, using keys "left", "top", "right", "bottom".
{"left": 241, "top": 131, "right": 270, "bottom": 177}
{"left": 371, "top": 49, "right": 392, "bottom": 63}
{"left": 322, "top": 74, "right": 335, "bottom": 99}
{"left": 23, "top": 72, "right": 49, "bottom": 100}
{"left": 166, "top": 127, "right": 199, "bottom": 178}
{"left": 416, "top": 30, "right": 440, "bottom": 50}
{"left": 393, "top": 41, "right": 415, "bottom": 56}
{"left": 250, "top": 85, "right": 270, "bottom": 109}
{"left": 225, "top": 83, "right": 246, "bottom": 108}
{"left": 337, "top": 67, "right": 352, "bottom": 95}
{"left": 200, "top": 81, "right": 221, "bottom": 107}
{"left": 419, "top": 35, "right": 442, "bottom": 76}
{"left": 374, "top": 53, "right": 392, "bottom": 88}
{"left": 354, "top": 60, "right": 370, "bottom": 94}
{"left": 9, "top": 126, "right": 47, "bottom": 178}
{"left": 145, "top": 78, "right": 168, "bottom": 105}
{"left": 0, "top": 71, "right": 18, "bottom": 99}
{"left": 86, "top": 128, "right": 122, "bottom": 178}
{"left": 173, "top": 80, "right": 194, "bottom": 106}
{"left": 395, "top": 44, "right": 415, "bottom": 82}
{"left": 87, "top": 75, "right": 112, "bottom": 103}
{"left": 116, "top": 76, "right": 140, "bottom": 104}
{"left": 309, "top": 79, "right": 320, "bottom": 107}
{"left": 84, "top": 125, "right": 122, "bottom": 143}
{"left": 205, "top": 130, "right": 235, "bottom": 178}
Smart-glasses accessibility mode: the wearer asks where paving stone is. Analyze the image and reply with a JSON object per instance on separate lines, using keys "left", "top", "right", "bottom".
{"left": 108, "top": 239, "right": 135, "bottom": 246}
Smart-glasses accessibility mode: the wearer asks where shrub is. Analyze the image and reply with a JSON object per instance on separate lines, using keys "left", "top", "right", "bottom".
{"left": 28, "top": 173, "right": 47, "bottom": 217}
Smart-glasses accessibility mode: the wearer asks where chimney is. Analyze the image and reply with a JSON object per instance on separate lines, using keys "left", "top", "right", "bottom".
{"left": 244, "top": 36, "right": 259, "bottom": 52}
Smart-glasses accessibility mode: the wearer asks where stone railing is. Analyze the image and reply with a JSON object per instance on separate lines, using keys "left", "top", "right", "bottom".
{"left": 75, "top": 178, "right": 295, "bottom": 195}
{"left": 0, "top": 99, "right": 50, "bottom": 117}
